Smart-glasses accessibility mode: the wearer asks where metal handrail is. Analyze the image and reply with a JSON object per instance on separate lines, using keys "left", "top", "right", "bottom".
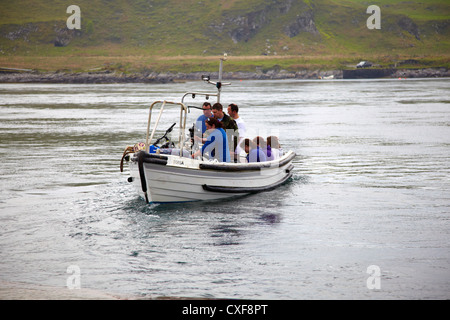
{"left": 145, "top": 100, "right": 188, "bottom": 157}
{"left": 181, "top": 92, "right": 219, "bottom": 107}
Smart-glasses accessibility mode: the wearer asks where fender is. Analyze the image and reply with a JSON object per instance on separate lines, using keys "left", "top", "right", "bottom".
{"left": 136, "top": 151, "right": 149, "bottom": 204}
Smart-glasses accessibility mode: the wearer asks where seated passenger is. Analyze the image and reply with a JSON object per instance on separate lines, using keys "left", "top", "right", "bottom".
{"left": 253, "top": 136, "right": 268, "bottom": 162}
{"left": 192, "top": 117, "right": 230, "bottom": 162}
{"left": 253, "top": 136, "right": 266, "bottom": 149}
{"left": 266, "top": 136, "right": 283, "bottom": 160}
{"left": 241, "top": 138, "right": 267, "bottom": 163}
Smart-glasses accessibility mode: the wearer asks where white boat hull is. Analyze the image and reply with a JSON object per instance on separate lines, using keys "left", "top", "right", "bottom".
{"left": 128, "top": 151, "right": 295, "bottom": 203}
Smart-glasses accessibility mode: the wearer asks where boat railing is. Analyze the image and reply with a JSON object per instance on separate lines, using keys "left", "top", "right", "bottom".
{"left": 145, "top": 100, "right": 188, "bottom": 157}
{"left": 181, "top": 92, "right": 219, "bottom": 108}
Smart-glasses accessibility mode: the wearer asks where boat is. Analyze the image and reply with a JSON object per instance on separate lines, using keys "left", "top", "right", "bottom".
{"left": 120, "top": 55, "right": 296, "bottom": 204}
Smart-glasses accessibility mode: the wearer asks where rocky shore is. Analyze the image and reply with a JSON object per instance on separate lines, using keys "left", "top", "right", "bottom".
{"left": 343, "top": 67, "right": 450, "bottom": 79}
{"left": 0, "top": 67, "right": 448, "bottom": 83}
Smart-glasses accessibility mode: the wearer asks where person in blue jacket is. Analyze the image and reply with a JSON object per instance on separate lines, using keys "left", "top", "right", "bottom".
{"left": 240, "top": 138, "right": 267, "bottom": 163}
{"left": 195, "top": 102, "right": 213, "bottom": 138}
{"left": 192, "top": 117, "right": 230, "bottom": 163}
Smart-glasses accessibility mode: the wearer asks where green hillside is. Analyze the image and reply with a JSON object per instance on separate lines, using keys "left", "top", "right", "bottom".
{"left": 0, "top": 0, "right": 449, "bottom": 72}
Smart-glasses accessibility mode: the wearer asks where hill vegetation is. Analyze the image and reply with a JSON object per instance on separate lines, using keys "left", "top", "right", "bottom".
{"left": 0, "top": 0, "right": 449, "bottom": 73}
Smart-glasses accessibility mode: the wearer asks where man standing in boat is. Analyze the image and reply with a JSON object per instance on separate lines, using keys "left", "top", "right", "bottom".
{"left": 211, "top": 103, "right": 239, "bottom": 162}
{"left": 193, "top": 101, "right": 213, "bottom": 151}
{"left": 227, "top": 103, "right": 247, "bottom": 157}
{"left": 196, "top": 102, "right": 213, "bottom": 137}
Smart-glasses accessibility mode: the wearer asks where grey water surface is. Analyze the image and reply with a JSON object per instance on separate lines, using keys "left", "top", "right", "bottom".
{"left": 0, "top": 78, "right": 449, "bottom": 299}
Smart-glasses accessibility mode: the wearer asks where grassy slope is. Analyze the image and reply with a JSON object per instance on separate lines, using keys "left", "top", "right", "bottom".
{"left": 0, "top": 0, "right": 448, "bottom": 72}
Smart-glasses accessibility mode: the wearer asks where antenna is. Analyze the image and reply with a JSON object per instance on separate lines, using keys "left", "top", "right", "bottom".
{"left": 201, "top": 53, "right": 230, "bottom": 103}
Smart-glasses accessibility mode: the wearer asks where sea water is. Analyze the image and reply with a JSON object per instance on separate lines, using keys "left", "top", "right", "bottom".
{"left": 0, "top": 79, "right": 449, "bottom": 299}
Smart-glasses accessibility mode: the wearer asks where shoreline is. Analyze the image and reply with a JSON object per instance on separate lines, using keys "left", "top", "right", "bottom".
{"left": 0, "top": 67, "right": 448, "bottom": 84}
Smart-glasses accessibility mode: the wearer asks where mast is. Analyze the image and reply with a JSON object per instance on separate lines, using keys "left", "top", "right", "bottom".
{"left": 202, "top": 53, "right": 230, "bottom": 104}
{"left": 217, "top": 55, "right": 225, "bottom": 103}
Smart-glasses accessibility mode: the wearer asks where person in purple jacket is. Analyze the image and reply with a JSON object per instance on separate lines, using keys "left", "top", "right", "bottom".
{"left": 241, "top": 138, "right": 267, "bottom": 163}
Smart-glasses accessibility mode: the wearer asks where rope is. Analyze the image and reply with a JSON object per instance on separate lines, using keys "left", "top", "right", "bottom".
{"left": 120, "top": 146, "right": 135, "bottom": 172}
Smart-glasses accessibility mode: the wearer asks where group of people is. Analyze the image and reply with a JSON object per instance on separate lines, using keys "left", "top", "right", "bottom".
{"left": 240, "top": 135, "right": 283, "bottom": 163}
{"left": 191, "top": 102, "right": 283, "bottom": 163}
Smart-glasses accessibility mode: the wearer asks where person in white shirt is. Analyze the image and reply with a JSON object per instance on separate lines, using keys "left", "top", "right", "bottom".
{"left": 266, "top": 136, "right": 284, "bottom": 160}
{"left": 227, "top": 103, "right": 247, "bottom": 160}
